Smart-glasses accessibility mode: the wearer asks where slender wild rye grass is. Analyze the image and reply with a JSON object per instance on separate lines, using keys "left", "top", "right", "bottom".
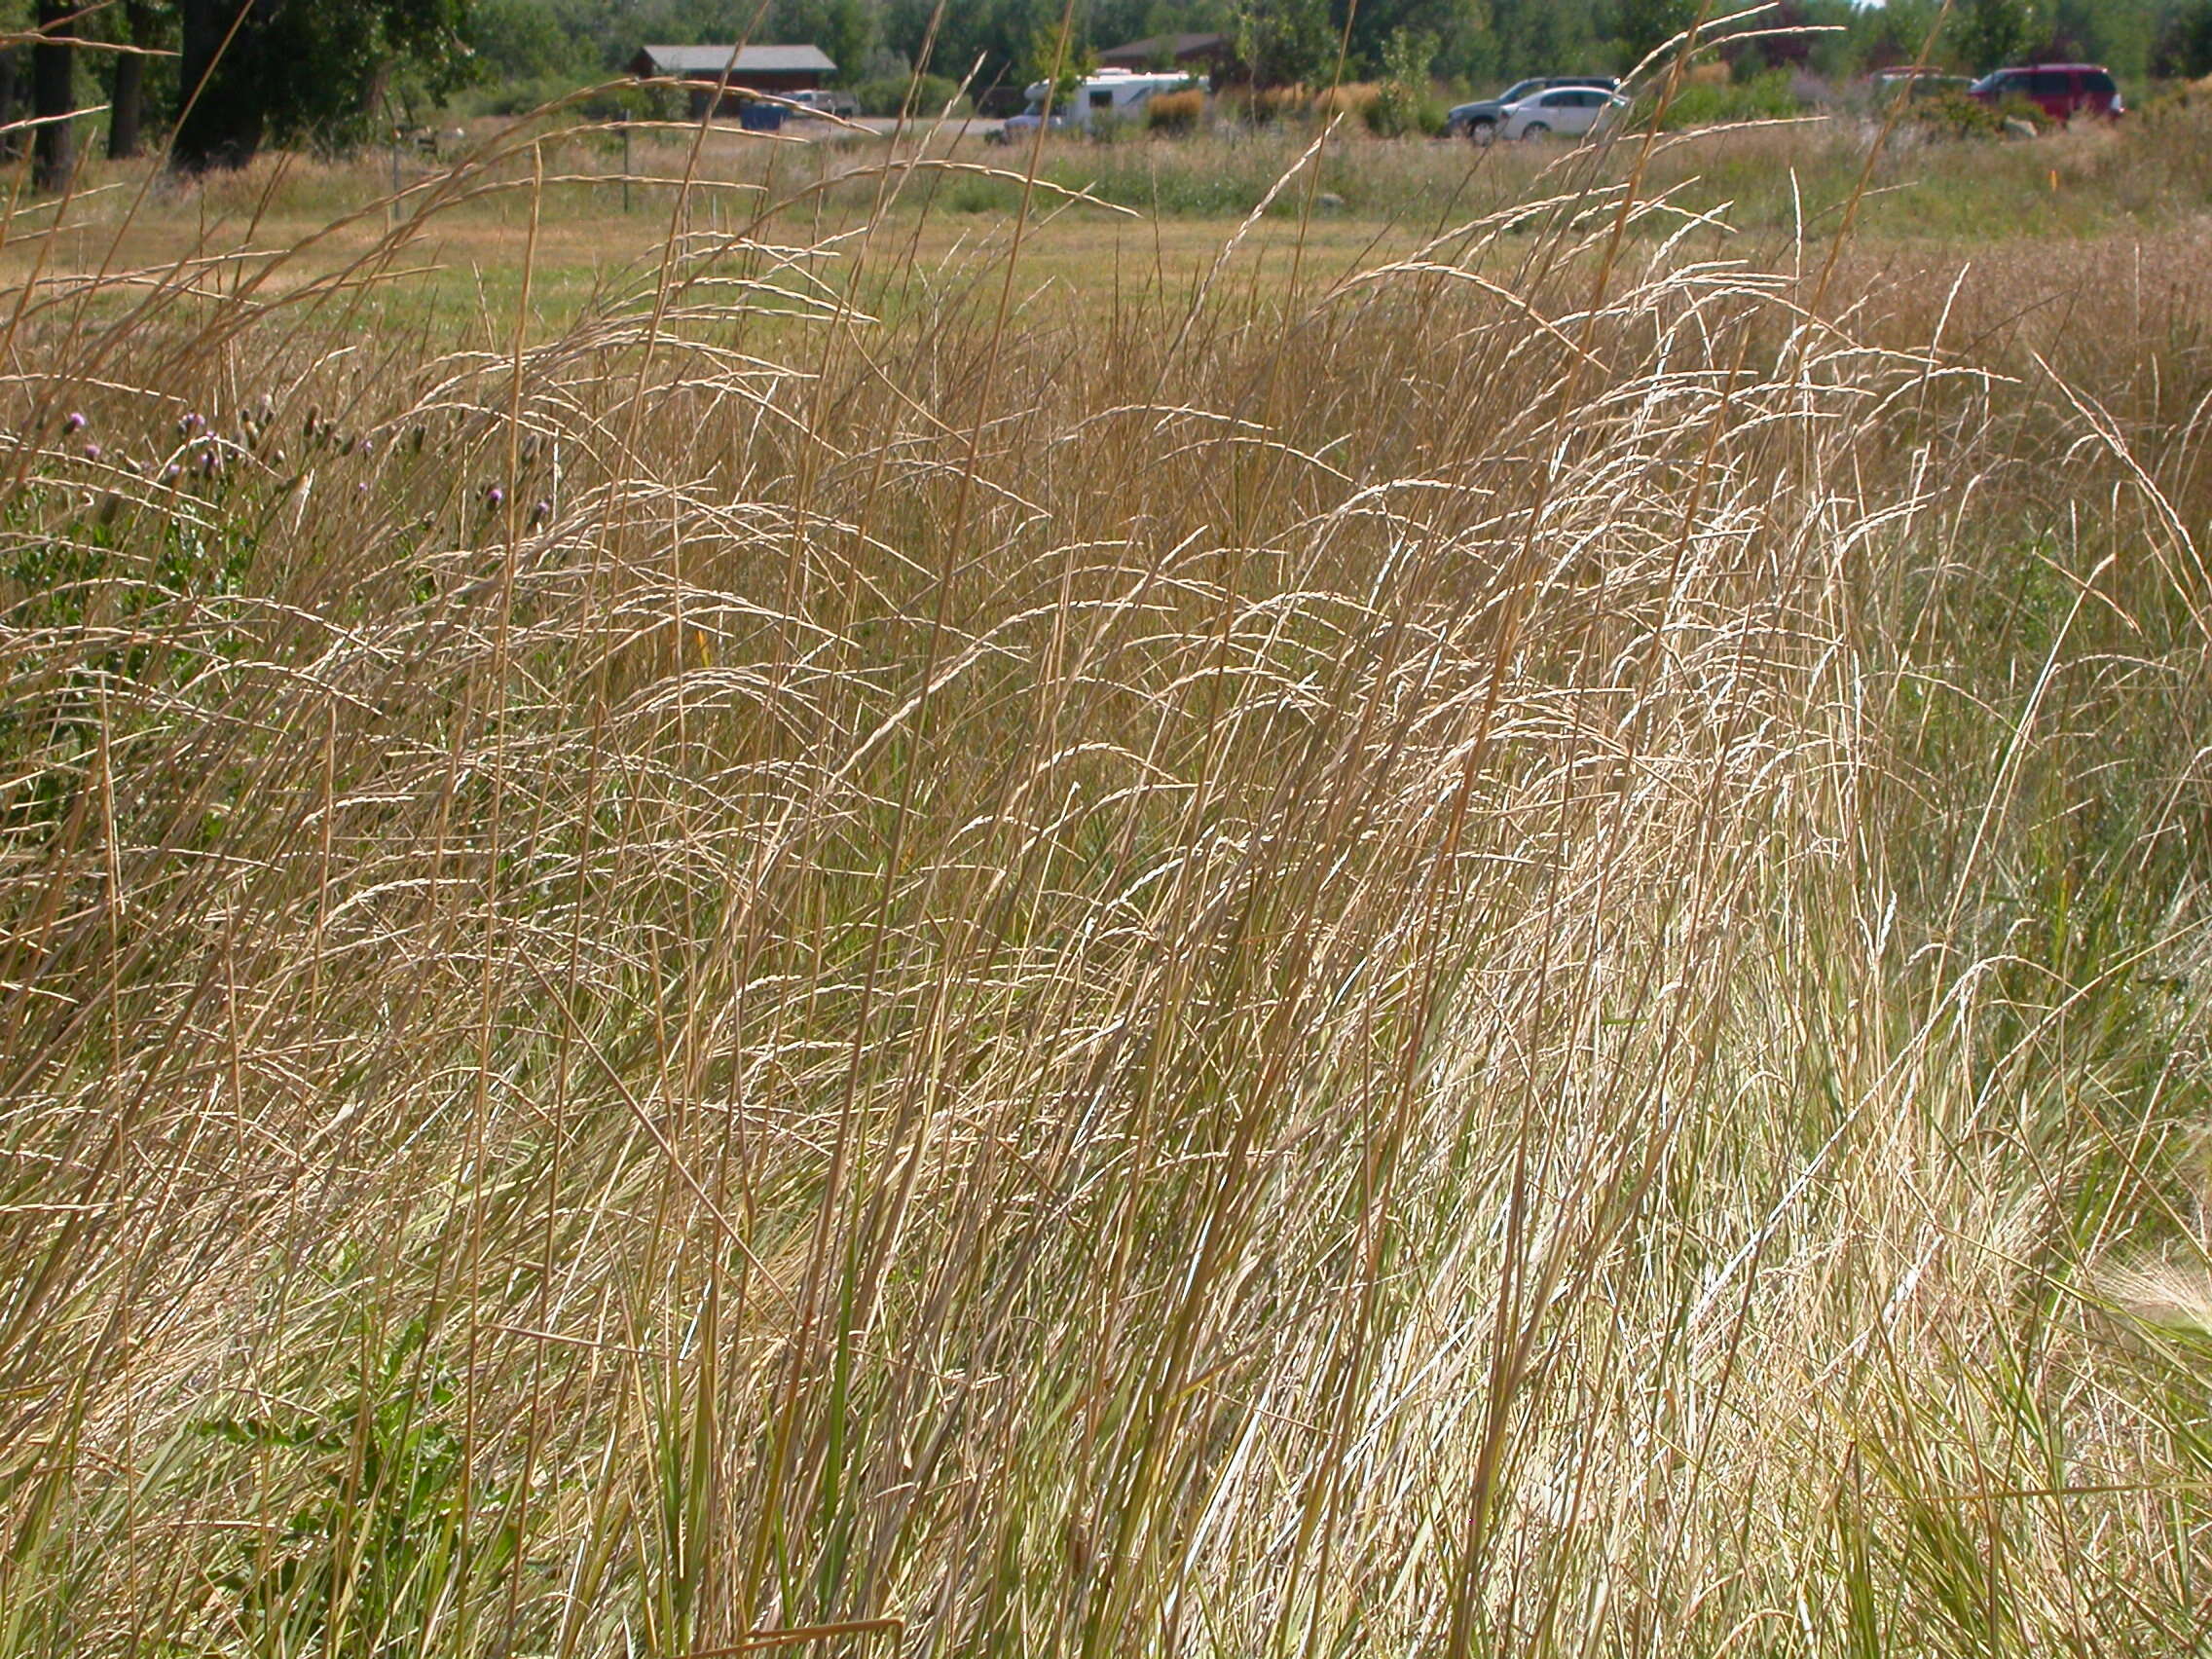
{"left": 3, "top": 98, "right": 2212, "bottom": 1659}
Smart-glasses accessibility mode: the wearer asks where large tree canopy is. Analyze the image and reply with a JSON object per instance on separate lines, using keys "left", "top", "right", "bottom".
{"left": 173, "top": 0, "right": 476, "bottom": 170}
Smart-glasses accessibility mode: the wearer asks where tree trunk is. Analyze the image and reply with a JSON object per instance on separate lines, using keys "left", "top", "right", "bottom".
{"left": 31, "top": 0, "right": 76, "bottom": 194}
{"left": 0, "top": 50, "right": 23, "bottom": 161}
{"left": 174, "top": 0, "right": 273, "bottom": 172}
{"left": 107, "top": 1, "right": 154, "bottom": 161}
{"left": 360, "top": 60, "right": 391, "bottom": 126}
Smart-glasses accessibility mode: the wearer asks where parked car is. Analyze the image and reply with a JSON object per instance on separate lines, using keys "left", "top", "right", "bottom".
{"left": 1967, "top": 63, "right": 2123, "bottom": 123}
{"left": 995, "top": 68, "right": 1198, "bottom": 141}
{"left": 1448, "top": 76, "right": 1618, "bottom": 141}
{"left": 788, "top": 89, "right": 861, "bottom": 120}
{"left": 1497, "top": 86, "right": 1631, "bottom": 143}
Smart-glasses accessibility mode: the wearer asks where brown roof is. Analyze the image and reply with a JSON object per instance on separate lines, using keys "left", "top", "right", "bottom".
{"left": 1097, "top": 33, "right": 1234, "bottom": 67}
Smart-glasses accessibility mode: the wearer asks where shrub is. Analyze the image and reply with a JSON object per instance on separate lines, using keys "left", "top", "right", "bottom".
{"left": 1992, "top": 91, "right": 2055, "bottom": 132}
{"left": 1644, "top": 67, "right": 1802, "bottom": 129}
{"left": 574, "top": 83, "right": 664, "bottom": 127}
{"left": 1146, "top": 89, "right": 1206, "bottom": 133}
{"left": 1364, "top": 92, "right": 1446, "bottom": 137}
{"left": 854, "top": 73, "right": 975, "bottom": 119}
{"left": 1230, "top": 83, "right": 1314, "bottom": 124}
{"left": 1310, "top": 82, "right": 1380, "bottom": 122}
{"left": 454, "top": 72, "right": 591, "bottom": 121}
{"left": 1909, "top": 88, "right": 2011, "bottom": 139}
{"left": 1365, "top": 85, "right": 1445, "bottom": 137}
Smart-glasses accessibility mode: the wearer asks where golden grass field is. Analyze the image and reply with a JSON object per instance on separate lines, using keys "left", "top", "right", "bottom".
{"left": 6, "top": 103, "right": 2212, "bottom": 1657}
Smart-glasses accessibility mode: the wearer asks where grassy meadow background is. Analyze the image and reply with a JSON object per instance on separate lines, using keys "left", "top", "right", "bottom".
{"left": 7, "top": 96, "right": 2212, "bottom": 1657}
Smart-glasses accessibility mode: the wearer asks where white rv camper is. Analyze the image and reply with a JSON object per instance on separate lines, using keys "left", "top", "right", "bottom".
{"left": 998, "top": 68, "right": 1199, "bottom": 138}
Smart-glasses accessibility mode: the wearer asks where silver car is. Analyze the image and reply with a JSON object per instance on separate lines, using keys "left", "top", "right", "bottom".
{"left": 1447, "top": 76, "right": 1618, "bottom": 141}
{"left": 1495, "top": 86, "right": 1630, "bottom": 143}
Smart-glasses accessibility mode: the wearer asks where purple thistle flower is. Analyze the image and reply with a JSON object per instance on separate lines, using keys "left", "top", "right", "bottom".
{"left": 485, "top": 485, "right": 505, "bottom": 510}
{"left": 532, "top": 498, "right": 550, "bottom": 524}
{"left": 63, "top": 411, "right": 86, "bottom": 434}
{"left": 179, "top": 412, "right": 203, "bottom": 435}
{"left": 163, "top": 463, "right": 182, "bottom": 483}
{"left": 83, "top": 443, "right": 101, "bottom": 461}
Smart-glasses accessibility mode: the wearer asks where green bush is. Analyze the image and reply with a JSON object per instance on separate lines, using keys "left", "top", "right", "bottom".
{"left": 855, "top": 73, "right": 976, "bottom": 119}
{"left": 450, "top": 72, "right": 592, "bottom": 121}
{"left": 1992, "top": 92, "right": 2056, "bottom": 132}
{"left": 575, "top": 83, "right": 665, "bottom": 126}
{"left": 1909, "top": 88, "right": 2012, "bottom": 139}
{"left": 1643, "top": 68, "right": 1803, "bottom": 129}
{"left": 1364, "top": 88, "right": 1446, "bottom": 136}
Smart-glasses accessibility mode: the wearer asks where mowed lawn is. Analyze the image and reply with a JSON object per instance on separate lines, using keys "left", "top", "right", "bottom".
{"left": 10, "top": 101, "right": 2212, "bottom": 341}
{"left": 3, "top": 129, "right": 1434, "bottom": 345}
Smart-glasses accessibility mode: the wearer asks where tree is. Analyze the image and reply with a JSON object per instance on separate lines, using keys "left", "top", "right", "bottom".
{"left": 1020, "top": 17, "right": 1093, "bottom": 104}
{"left": 174, "top": 0, "right": 478, "bottom": 171}
{"left": 32, "top": 0, "right": 74, "bottom": 192}
{"left": 175, "top": 0, "right": 276, "bottom": 169}
{"left": 2155, "top": 0, "right": 2212, "bottom": 77}
{"left": 1338, "top": 0, "right": 1482, "bottom": 76}
{"left": 1494, "top": 0, "right": 1608, "bottom": 77}
{"left": 1613, "top": 0, "right": 1699, "bottom": 68}
{"left": 2050, "top": 0, "right": 2155, "bottom": 81}
{"left": 880, "top": 0, "right": 1039, "bottom": 94}
{"left": 1429, "top": 0, "right": 1501, "bottom": 85}
{"left": 1948, "top": 0, "right": 2046, "bottom": 71}
{"left": 1234, "top": 0, "right": 1336, "bottom": 86}
{"left": 1367, "top": 25, "right": 1437, "bottom": 131}
{"left": 107, "top": 1, "right": 163, "bottom": 160}
{"left": 1831, "top": 0, "right": 1945, "bottom": 73}
{"left": 466, "top": 0, "right": 590, "bottom": 81}
{"left": 0, "top": 50, "right": 19, "bottom": 160}
{"left": 770, "top": 0, "right": 877, "bottom": 85}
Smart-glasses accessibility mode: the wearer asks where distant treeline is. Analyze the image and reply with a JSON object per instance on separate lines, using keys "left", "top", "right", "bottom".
{"left": 6, "top": 0, "right": 2210, "bottom": 189}
{"left": 474, "top": 0, "right": 2212, "bottom": 96}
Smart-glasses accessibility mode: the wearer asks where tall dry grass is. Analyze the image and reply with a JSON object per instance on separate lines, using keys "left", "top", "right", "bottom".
{"left": 4, "top": 103, "right": 2212, "bottom": 1659}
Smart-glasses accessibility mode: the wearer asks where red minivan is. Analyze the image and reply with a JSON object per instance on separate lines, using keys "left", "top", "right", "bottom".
{"left": 1968, "top": 63, "right": 2124, "bottom": 123}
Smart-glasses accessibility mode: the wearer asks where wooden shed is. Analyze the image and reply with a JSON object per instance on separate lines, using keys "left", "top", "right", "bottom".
{"left": 630, "top": 45, "right": 839, "bottom": 119}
